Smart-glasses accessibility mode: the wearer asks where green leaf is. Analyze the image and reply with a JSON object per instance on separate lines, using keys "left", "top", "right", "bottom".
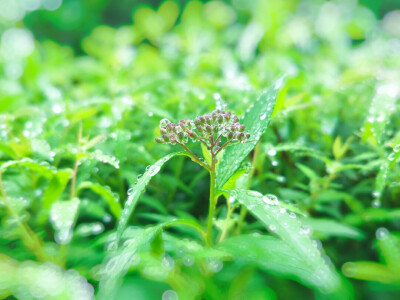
{"left": 0, "top": 158, "right": 54, "bottom": 178}
{"left": 362, "top": 80, "right": 397, "bottom": 145}
{"left": 376, "top": 231, "right": 400, "bottom": 274}
{"left": 78, "top": 182, "right": 122, "bottom": 219}
{"left": 302, "top": 218, "right": 364, "bottom": 240}
{"left": 219, "top": 234, "right": 322, "bottom": 287}
{"left": 98, "top": 225, "right": 164, "bottom": 300}
{"left": 296, "top": 163, "right": 319, "bottom": 180}
{"left": 50, "top": 197, "right": 80, "bottom": 245}
{"left": 344, "top": 208, "right": 400, "bottom": 226}
{"left": 116, "top": 152, "right": 184, "bottom": 241}
{"left": 216, "top": 79, "right": 283, "bottom": 190}
{"left": 225, "top": 189, "right": 341, "bottom": 293}
{"left": 43, "top": 169, "right": 73, "bottom": 210}
{"left": 342, "top": 261, "right": 398, "bottom": 283}
{"left": 99, "top": 219, "right": 205, "bottom": 300}
{"left": 201, "top": 142, "right": 212, "bottom": 167}
{"left": 82, "top": 149, "right": 120, "bottom": 169}
{"left": 0, "top": 142, "right": 17, "bottom": 159}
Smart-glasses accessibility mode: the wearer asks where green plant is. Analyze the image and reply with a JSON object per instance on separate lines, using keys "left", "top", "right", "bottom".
{"left": 155, "top": 109, "right": 250, "bottom": 246}
{"left": 1, "top": 0, "right": 400, "bottom": 299}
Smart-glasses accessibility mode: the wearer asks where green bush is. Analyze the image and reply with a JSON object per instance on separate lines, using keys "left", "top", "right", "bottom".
{"left": 1, "top": 0, "right": 400, "bottom": 299}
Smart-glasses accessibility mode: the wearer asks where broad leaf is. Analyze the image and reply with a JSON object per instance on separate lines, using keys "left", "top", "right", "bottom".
{"left": 226, "top": 189, "right": 341, "bottom": 293}
{"left": 219, "top": 234, "right": 322, "bottom": 287}
{"left": 43, "top": 169, "right": 72, "bottom": 209}
{"left": 216, "top": 79, "right": 284, "bottom": 190}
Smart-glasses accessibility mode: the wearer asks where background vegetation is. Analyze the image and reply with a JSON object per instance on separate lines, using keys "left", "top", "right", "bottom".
{"left": 1, "top": 0, "right": 400, "bottom": 299}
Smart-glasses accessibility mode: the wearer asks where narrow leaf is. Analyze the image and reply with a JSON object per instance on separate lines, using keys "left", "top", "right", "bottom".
{"left": 0, "top": 158, "right": 54, "bottom": 178}
{"left": 78, "top": 182, "right": 122, "bottom": 219}
{"left": 116, "top": 152, "right": 183, "bottom": 241}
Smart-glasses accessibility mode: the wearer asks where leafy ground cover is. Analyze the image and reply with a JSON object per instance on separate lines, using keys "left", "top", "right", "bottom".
{"left": 1, "top": 0, "right": 400, "bottom": 299}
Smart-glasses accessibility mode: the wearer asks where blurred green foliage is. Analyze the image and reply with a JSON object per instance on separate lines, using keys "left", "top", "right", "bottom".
{"left": 1, "top": 0, "right": 400, "bottom": 299}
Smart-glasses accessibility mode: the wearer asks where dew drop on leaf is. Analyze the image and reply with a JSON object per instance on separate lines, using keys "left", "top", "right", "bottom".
{"left": 148, "top": 165, "right": 161, "bottom": 176}
{"left": 182, "top": 255, "right": 194, "bottom": 266}
{"left": 371, "top": 199, "right": 381, "bottom": 208}
{"left": 388, "top": 153, "right": 396, "bottom": 161}
{"left": 268, "top": 224, "right": 277, "bottom": 232}
{"left": 162, "top": 290, "right": 179, "bottom": 300}
{"left": 205, "top": 258, "right": 223, "bottom": 273}
{"left": 376, "top": 227, "right": 389, "bottom": 240}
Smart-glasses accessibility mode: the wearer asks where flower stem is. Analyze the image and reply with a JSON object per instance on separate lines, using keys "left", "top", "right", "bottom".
{"left": 69, "top": 122, "right": 82, "bottom": 199}
{"left": 178, "top": 143, "right": 210, "bottom": 170}
{"left": 218, "top": 200, "right": 233, "bottom": 243}
{"left": 206, "top": 167, "right": 216, "bottom": 247}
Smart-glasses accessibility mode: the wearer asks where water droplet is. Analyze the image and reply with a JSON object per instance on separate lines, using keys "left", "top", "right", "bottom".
{"left": 300, "top": 225, "right": 313, "bottom": 236}
{"left": 268, "top": 224, "right": 277, "bottom": 232}
{"left": 288, "top": 212, "right": 296, "bottom": 219}
{"left": 52, "top": 104, "right": 63, "bottom": 114}
{"left": 160, "top": 118, "right": 171, "bottom": 128}
{"left": 260, "top": 113, "right": 267, "bottom": 120}
{"left": 268, "top": 149, "right": 277, "bottom": 156}
{"left": 103, "top": 214, "right": 112, "bottom": 223}
{"left": 277, "top": 176, "right": 286, "bottom": 183}
{"left": 161, "top": 254, "right": 175, "bottom": 270}
{"left": 376, "top": 227, "right": 389, "bottom": 240}
{"left": 342, "top": 262, "right": 357, "bottom": 277}
{"left": 388, "top": 153, "right": 396, "bottom": 161}
{"left": 394, "top": 144, "right": 400, "bottom": 153}
{"left": 372, "top": 191, "right": 381, "bottom": 198}
{"left": 262, "top": 194, "right": 279, "bottom": 205}
{"left": 372, "top": 199, "right": 381, "bottom": 208}
{"left": 206, "top": 258, "right": 223, "bottom": 273}
{"left": 162, "top": 290, "right": 179, "bottom": 300}
{"left": 228, "top": 195, "right": 236, "bottom": 204}
{"left": 272, "top": 160, "right": 279, "bottom": 167}
{"left": 148, "top": 164, "right": 161, "bottom": 176}
{"left": 182, "top": 255, "right": 194, "bottom": 266}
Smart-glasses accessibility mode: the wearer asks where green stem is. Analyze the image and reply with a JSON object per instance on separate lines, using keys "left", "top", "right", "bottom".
{"left": 69, "top": 122, "right": 82, "bottom": 199}
{"left": 218, "top": 200, "right": 233, "bottom": 243}
{"left": 235, "top": 142, "right": 260, "bottom": 235}
{"left": 206, "top": 168, "right": 216, "bottom": 247}
{"left": 179, "top": 143, "right": 210, "bottom": 170}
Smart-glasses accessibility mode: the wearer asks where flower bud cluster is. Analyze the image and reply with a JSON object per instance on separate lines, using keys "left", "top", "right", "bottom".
{"left": 155, "top": 110, "right": 250, "bottom": 149}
